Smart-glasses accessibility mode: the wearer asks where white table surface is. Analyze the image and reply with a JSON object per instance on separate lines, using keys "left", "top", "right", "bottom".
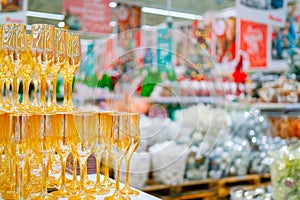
{"left": 57, "top": 174, "right": 161, "bottom": 200}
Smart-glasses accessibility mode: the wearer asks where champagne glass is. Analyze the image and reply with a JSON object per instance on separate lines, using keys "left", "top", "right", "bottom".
{"left": 121, "top": 113, "right": 140, "bottom": 196}
{"left": 87, "top": 111, "right": 111, "bottom": 195}
{"left": 0, "top": 112, "right": 7, "bottom": 172}
{"left": 69, "top": 111, "right": 97, "bottom": 200}
{"left": 1, "top": 151, "right": 16, "bottom": 199}
{"left": 2, "top": 24, "right": 27, "bottom": 111}
{"left": 19, "top": 34, "right": 34, "bottom": 111}
{"left": 0, "top": 25, "right": 5, "bottom": 109}
{"left": 28, "top": 113, "right": 57, "bottom": 200}
{"left": 2, "top": 24, "right": 14, "bottom": 111}
{"left": 105, "top": 113, "right": 132, "bottom": 200}
{"left": 60, "top": 32, "right": 81, "bottom": 111}
{"left": 102, "top": 112, "right": 117, "bottom": 189}
{"left": 12, "top": 24, "right": 27, "bottom": 111}
{"left": 31, "top": 24, "right": 54, "bottom": 113}
{"left": 0, "top": 112, "right": 10, "bottom": 186}
{"left": 50, "top": 113, "right": 74, "bottom": 198}
{"left": 52, "top": 28, "right": 66, "bottom": 111}
{"left": 64, "top": 114, "right": 79, "bottom": 192}
{"left": 101, "top": 151, "right": 114, "bottom": 188}
{"left": 7, "top": 113, "right": 32, "bottom": 200}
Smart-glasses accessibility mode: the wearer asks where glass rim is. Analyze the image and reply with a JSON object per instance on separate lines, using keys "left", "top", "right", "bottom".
{"left": 2, "top": 23, "right": 26, "bottom": 28}
{"left": 71, "top": 110, "right": 98, "bottom": 116}
{"left": 31, "top": 23, "right": 55, "bottom": 28}
{"left": 31, "top": 113, "right": 56, "bottom": 116}
{"left": 9, "top": 112, "right": 32, "bottom": 117}
{"left": 109, "top": 112, "right": 139, "bottom": 116}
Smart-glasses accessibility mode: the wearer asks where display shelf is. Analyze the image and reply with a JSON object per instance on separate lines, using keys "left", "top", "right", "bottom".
{"left": 217, "top": 174, "right": 263, "bottom": 198}
{"left": 221, "top": 101, "right": 300, "bottom": 114}
{"left": 142, "top": 178, "right": 217, "bottom": 200}
{"left": 148, "top": 96, "right": 222, "bottom": 105}
{"left": 74, "top": 94, "right": 224, "bottom": 105}
{"left": 253, "top": 103, "right": 300, "bottom": 111}
{"left": 141, "top": 174, "right": 270, "bottom": 199}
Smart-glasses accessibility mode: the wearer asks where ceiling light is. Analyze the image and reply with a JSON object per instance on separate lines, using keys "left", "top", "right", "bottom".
{"left": 109, "top": 21, "right": 117, "bottom": 27}
{"left": 58, "top": 21, "right": 65, "bottom": 28}
{"left": 26, "top": 11, "right": 65, "bottom": 20}
{"left": 109, "top": 2, "right": 117, "bottom": 8}
{"left": 141, "top": 7, "right": 203, "bottom": 20}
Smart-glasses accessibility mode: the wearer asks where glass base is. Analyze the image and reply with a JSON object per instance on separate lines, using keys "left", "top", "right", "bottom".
{"left": 30, "top": 105, "right": 55, "bottom": 114}
{"left": 86, "top": 183, "right": 110, "bottom": 195}
{"left": 28, "top": 192, "right": 52, "bottom": 200}
{"left": 56, "top": 104, "right": 78, "bottom": 113}
{"left": 69, "top": 193, "right": 95, "bottom": 200}
{"left": 104, "top": 193, "right": 130, "bottom": 200}
{"left": 121, "top": 188, "right": 139, "bottom": 196}
{"left": 17, "top": 103, "right": 32, "bottom": 113}
{"left": 50, "top": 189, "right": 72, "bottom": 199}
{"left": 101, "top": 179, "right": 115, "bottom": 188}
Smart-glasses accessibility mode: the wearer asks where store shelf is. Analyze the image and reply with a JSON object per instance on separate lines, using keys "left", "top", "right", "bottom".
{"left": 141, "top": 174, "right": 270, "bottom": 199}
{"left": 253, "top": 103, "right": 300, "bottom": 111}
{"left": 148, "top": 96, "right": 222, "bottom": 105}
{"left": 217, "top": 174, "right": 267, "bottom": 198}
{"left": 76, "top": 94, "right": 223, "bottom": 104}
{"left": 222, "top": 101, "right": 300, "bottom": 114}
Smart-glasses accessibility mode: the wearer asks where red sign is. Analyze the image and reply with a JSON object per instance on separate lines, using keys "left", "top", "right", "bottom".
{"left": 116, "top": 3, "right": 142, "bottom": 48}
{"left": 240, "top": 19, "right": 267, "bottom": 68}
{"left": 63, "top": 0, "right": 111, "bottom": 34}
{"left": 104, "top": 39, "right": 115, "bottom": 70}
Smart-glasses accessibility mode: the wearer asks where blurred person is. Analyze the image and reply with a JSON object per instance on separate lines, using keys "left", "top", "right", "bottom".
{"left": 275, "top": 26, "right": 293, "bottom": 59}
{"left": 129, "top": 6, "right": 141, "bottom": 29}
{"left": 213, "top": 18, "right": 226, "bottom": 63}
{"left": 287, "top": 3, "right": 297, "bottom": 41}
{"left": 225, "top": 17, "right": 236, "bottom": 62}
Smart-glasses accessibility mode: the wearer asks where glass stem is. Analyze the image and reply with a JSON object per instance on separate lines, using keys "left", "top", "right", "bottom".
{"left": 0, "top": 148, "right": 3, "bottom": 174}
{"left": 62, "top": 76, "right": 68, "bottom": 107}
{"left": 60, "top": 155, "right": 68, "bottom": 192}
{"left": 0, "top": 79, "right": 4, "bottom": 107}
{"left": 79, "top": 158, "right": 87, "bottom": 197}
{"left": 103, "top": 151, "right": 110, "bottom": 183}
{"left": 3, "top": 150, "right": 9, "bottom": 176}
{"left": 67, "top": 76, "right": 73, "bottom": 110}
{"left": 22, "top": 78, "right": 30, "bottom": 106}
{"left": 12, "top": 75, "right": 19, "bottom": 108}
{"left": 95, "top": 153, "right": 102, "bottom": 187}
{"left": 46, "top": 79, "right": 51, "bottom": 106}
{"left": 123, "top": 154, "right": 132, "bottom": 190}
{"left": 32, "top": 79, "right": 38, "bottom": 106}
{"left": 26, "top": 158, "right": 32, "bottom": 190}
{"left": 9, "top": 156, "right": 14, "bottom": 183}
{"left": 72, "top": 155, "right": 77, "bottom": 188}
{"left": 40, "top": 76, "right": 47, "bottom": 109}
{"left": 52, "top": 76, "right": 58, "bottom": 106}
{"left": 42, "top": 156, "right": 49, "bottom": 198}
{"left": 115, "top": 156, "right": 122, "bottom": 192}
{"left": 5, "top": 78, "right": 11, "bottom": 105}
{"left": 16, "top": 160, "right": 25, "bottom": 200}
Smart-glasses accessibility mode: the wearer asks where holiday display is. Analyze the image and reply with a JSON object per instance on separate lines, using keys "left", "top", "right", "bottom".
{"left": 258, "top": 75, "right": 300, "bottom": 103}
{"left": 271, "top": 146, "right": 300, "bottom": 200}
{"left": 230, "top": 186, "right": 272, "bottom": 200}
